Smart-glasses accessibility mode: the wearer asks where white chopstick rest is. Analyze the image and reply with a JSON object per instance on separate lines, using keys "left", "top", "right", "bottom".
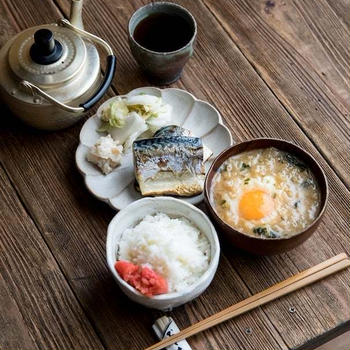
{"left": 153, "top": 316, "right": 192, "bottom": 350}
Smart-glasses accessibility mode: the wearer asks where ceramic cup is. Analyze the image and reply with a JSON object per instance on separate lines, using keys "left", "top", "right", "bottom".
{"left": 128, "top": 2, "right": 197, "bottom": 85}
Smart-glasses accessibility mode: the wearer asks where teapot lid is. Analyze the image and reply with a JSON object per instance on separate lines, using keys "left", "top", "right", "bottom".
{"left": 8, "top": 23, "right": 86, "bottom": 86}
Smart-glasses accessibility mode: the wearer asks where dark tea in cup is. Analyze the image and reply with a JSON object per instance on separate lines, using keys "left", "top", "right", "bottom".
{"left": 128, "top": 3, "right": 197, "bottom": 85}
{"left": 133, "top": 12, "right": 194, "bottom": 53}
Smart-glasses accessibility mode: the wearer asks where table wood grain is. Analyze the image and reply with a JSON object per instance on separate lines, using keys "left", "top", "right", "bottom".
{"left": 0, "top": 0, "right": 349, "bottom": 349}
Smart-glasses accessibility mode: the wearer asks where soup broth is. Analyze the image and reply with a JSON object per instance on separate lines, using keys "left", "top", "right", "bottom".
{"left": 211, "top": 147, "right": 321, "bottom": 239}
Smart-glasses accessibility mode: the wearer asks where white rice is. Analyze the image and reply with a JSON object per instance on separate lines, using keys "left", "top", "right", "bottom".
{"left": 117, "top": 213, "right": 210, "bottom": 292}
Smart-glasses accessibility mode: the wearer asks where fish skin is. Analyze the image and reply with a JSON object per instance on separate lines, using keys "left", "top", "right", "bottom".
{"left": 133, "top": 136, "right": 205, "bottom": 196}
{"left": 153, "top": 125, "right": 192, "bottom": 138}
{"left": 153, "top": 125, "right": 212, "bottom": 162}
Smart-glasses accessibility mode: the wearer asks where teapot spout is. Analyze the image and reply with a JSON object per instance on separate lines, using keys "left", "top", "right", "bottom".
{"left": 69, "top": 0, "right": 84, "bottom": 30}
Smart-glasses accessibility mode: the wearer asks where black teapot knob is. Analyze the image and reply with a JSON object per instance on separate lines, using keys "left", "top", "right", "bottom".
{"left": 30, "top": 29, "right": 63, "bottom": 65}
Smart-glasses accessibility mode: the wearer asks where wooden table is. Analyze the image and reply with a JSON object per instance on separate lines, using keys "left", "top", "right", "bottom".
{"left": 0, "top": 0, "right": 349, "bottom": 349}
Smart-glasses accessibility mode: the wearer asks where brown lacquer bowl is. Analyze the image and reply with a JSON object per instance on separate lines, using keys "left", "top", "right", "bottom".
{"left": 204, "top": 138, "right": 328, "bottom": 255}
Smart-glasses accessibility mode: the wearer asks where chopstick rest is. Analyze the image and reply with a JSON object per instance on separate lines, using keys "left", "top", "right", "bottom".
{"left": 152, "top": 316, "right": 192, "bottom": 350}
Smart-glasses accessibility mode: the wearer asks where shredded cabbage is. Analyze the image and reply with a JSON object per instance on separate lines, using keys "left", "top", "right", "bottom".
{"left": 127, "top": 104, "right": 157, "bottom": 120}
{"left": 98, "top": 99, "right": 129, "bottom": 131}
{"left": 97, "top": 95, "right": 172, "bottom": 146}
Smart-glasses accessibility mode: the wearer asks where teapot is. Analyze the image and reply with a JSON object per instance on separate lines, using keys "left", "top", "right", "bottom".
{"left": 0, "top": 0, "right": 116, "bottom": 130}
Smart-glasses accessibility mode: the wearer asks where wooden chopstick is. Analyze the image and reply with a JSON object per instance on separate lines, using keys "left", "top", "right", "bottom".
{"left": 145, "top": 253, "right": 349, "bottom": 350}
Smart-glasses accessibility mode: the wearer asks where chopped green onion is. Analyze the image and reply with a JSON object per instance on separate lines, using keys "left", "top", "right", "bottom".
{"left": 240, "top": 163, "right": 250, "bottom": 170}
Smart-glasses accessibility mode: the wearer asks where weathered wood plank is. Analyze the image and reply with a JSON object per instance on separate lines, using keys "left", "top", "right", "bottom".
{"left": 325, "top": 0, "right": 350, "bottom": 29}
{"left": 223, "top": 235, "right": 350, "bottom": 349}
{"left": 0, "top": 3, "right": 103, "bottom": 349}
{"left": 1, "top": 0, "right": 349, "bottom": 349}
{"left": 0, "top": 164, "right": 104, "bottom": 349}
{"left": 203, "top": 0, "right": 350, "bottom": 187}
{"left": 314, "top": 330, "right": 350, "bottom": 350}
{"left": 0, "top": 0, "right": 60, "bottom": 29}
{"left": 0, "top": 274, "right": 37, "bottom": 350}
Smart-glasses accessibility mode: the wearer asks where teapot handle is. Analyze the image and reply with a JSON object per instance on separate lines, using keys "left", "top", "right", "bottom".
{"left": 59, "top": 19, "right": 117, "bottom": 111}
{"left": 20, "top": 20, "right": 116, "bottom": 114}
{"left": 80, "top": 55, "right": 116, "bottom": 110}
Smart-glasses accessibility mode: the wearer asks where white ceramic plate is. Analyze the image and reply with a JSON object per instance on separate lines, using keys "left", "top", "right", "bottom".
{"left": 76, "top": 87, "right": 233, "bottom": 210}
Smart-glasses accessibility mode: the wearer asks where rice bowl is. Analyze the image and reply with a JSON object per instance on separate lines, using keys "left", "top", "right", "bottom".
{"left": 106, "top": 197, "right": 220, "bottom": 310}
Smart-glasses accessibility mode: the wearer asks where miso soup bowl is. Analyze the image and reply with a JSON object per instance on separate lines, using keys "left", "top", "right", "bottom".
{"left": 106, "top": 197, "right": 220, "bottom": 311}
{"left": 204, "top": 138, "right": 328, "bottom": 255}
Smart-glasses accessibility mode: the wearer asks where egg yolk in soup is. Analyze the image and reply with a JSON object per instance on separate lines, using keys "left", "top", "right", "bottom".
{"left": 239, "top": 189, "right": 274, "bottom": 220}
{"left": 211, "top": 147, "right": 321, "bottom": 239}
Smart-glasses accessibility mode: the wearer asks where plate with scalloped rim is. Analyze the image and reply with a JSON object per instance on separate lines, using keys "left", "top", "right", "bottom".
{"left": 76, "top": 87, "right": 233, "bottom": 210}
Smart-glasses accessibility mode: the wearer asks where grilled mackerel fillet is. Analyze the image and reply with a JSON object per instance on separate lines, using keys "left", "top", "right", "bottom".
{"left": 154, "top": 125, "right": 213, "bottom": 162}
{"left": 133, "top": 136, "right": 205, "bottom": 196}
